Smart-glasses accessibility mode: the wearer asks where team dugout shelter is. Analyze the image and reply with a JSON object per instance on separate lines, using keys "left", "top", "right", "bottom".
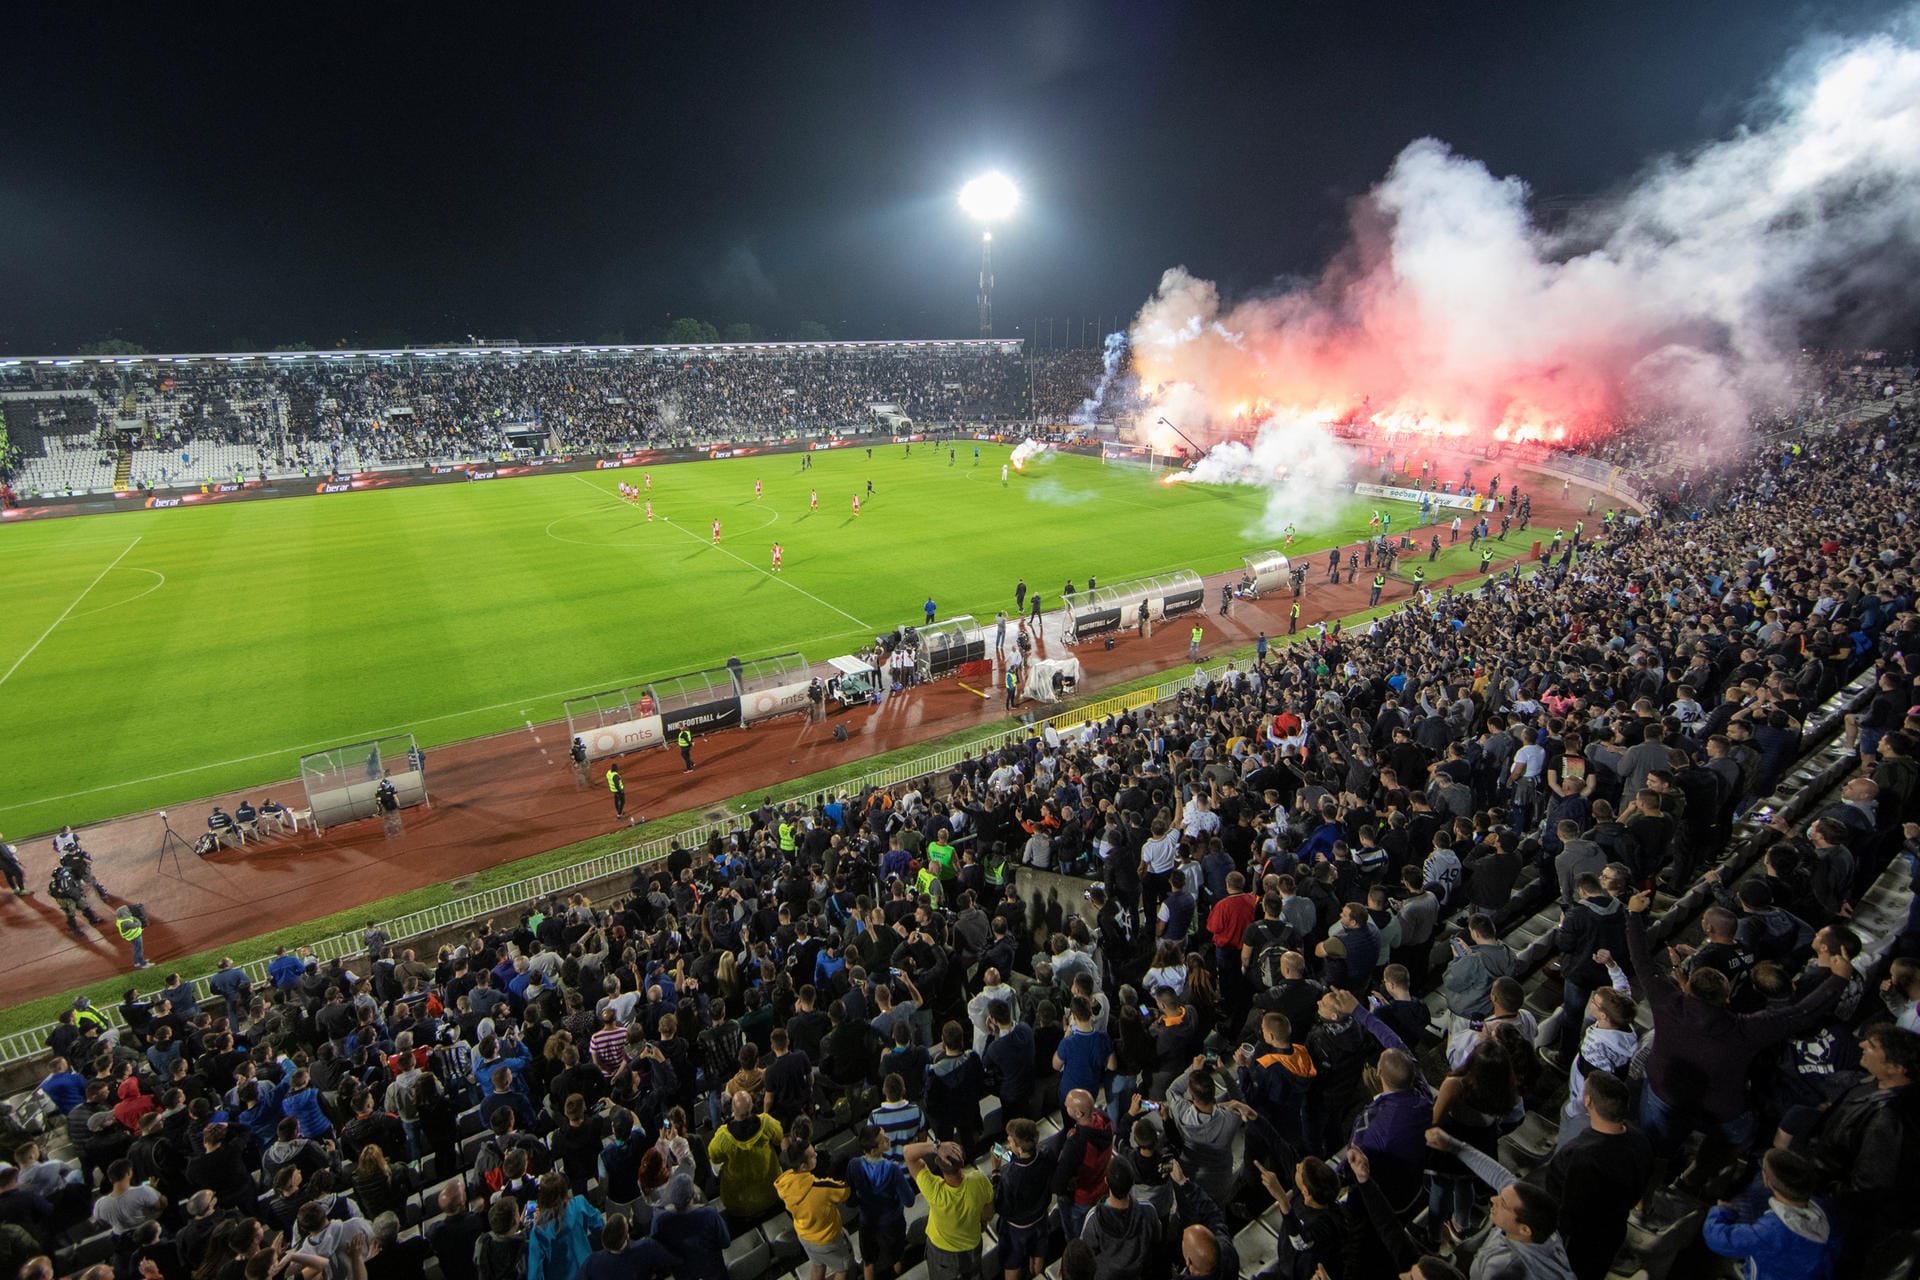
{"left": 298, "top": 733, "right": 428, "bottom": 833}
{"left": 563, "top": 652, "right": 812, "bottom": 762}
{"left": 1065, "top": 569, "right": 1204, "bottom": 642}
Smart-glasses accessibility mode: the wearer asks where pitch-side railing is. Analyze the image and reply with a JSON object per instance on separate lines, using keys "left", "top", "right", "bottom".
{"left": 0, "top": 679, "right": 1177, "bottom": 1067}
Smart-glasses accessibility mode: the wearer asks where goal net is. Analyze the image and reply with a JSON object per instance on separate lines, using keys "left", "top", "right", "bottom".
{"left": 1101, "top": 440, "right": 1159, "bottom": 469}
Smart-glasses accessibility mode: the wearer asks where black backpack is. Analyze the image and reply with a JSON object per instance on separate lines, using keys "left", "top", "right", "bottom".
{"left": 1250, "top": 937, "right": 1291, "bottom": 991}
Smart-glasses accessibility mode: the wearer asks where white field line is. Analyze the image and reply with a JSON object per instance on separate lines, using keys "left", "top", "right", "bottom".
{"left": 570, "top": 473, "right": 872, "bottom": 630}
{"left": 0, "top": 626, "right": 876, "bottom": 818}
{"left": 0, "top": 536, "right": 141, "bottom": 688}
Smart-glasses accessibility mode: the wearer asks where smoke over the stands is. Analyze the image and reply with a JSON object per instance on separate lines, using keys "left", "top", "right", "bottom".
{"left": 1123, "top": 12, "right": 1920, "bottom": 521}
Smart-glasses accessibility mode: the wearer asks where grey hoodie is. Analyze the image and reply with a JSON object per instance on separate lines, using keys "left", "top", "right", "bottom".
{"left": 1079, "top": 1197, "right": 1160, "bottom": 1280}
{"left": 1442, "top": 943, "right": 1518, "bottom": 1019}
{"left": 1470, "top": 1230, "right": 1577, "bottom": 1280}
{"left": 1164, "top": 1069, "right": 1243, "bottom": 1206}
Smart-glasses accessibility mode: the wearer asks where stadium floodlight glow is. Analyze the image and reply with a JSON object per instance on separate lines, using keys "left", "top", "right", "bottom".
{"left": 959, "top": 171, "right": 1018, "bottom": 339}
{"left": 958, "top": 171, "right": 1019, "bottom": 224}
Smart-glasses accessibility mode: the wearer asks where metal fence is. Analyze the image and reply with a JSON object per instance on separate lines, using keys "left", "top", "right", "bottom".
{"left": 0, "top": 554, "right": 1638, "bottom": 1067}
{"left": 0, "top": 672, "right": 1179, "bottom": 1067}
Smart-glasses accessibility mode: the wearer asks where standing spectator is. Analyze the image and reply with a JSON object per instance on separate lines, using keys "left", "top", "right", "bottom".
{"left": 1075, "top": 1156, "right": 1160, "bottom": 1280}
{"left": 649, "top": 1175, "right": 731, "bottom": 1280}
{"left": 1048, "top": 1090, "right": 1114, "bottom": 1239}
{"left": 708, "top": 1091, "right": 785, "bottom": 1226}
{"left": 1702, "top": 1148, "right": 1841, "bottom": 1280}
{"left": 904, "top": 1139, "right": 993, "bottom": 1280}
{"left": 528, "top": 1171, "right": 604, "bottom": 1280}
{"left": 844, "top": 1125, "right": 914, "bottom": 1280}
{"left": 776, "top": 1130, "right": 855, "bottom": 1280}
{"left": 1625, "top": 890, "right": 1849, "bottom": 1169}
{"left": 1159, "top": 1056, "right": 1254, "bottom": 1207}
{"left": 474, "top": 1197, "right": 529, "bottom": 1280}
{"left": 980, "top": 1001, "right": 1036, "bottom": 1123}
{"left": 1439, "top": 915, "right": 1516, "bottom": 1021}
{"left": 923, "top": 1021, "right": 987, "bottom": 1153}
{"left": 991, "top": 1118, "right": 1051, "bottom": 1280}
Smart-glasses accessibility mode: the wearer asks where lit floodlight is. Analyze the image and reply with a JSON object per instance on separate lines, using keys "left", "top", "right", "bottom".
{"left": 959, "top": 172, "right": 1019, "bottom": 223}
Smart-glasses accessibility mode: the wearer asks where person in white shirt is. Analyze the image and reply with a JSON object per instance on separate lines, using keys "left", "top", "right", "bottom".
{"left": 967, "top": 969, "right": 1018, "bottom": 1052}
{"left": 1554, "top": 967, "right": 1638, "bottom": 1145}
{"left": 1181, "top": 795, "right": 1221, "bottom": 842}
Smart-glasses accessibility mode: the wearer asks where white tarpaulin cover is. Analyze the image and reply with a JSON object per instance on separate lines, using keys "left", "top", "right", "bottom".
{"left": 1022, "top": 657, "right": 1083, "bottom": 703}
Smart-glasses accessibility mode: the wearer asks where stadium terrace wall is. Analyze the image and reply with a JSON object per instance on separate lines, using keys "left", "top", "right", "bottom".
{"left": 0, "top": 428, "right": 1024, "bottom": 523}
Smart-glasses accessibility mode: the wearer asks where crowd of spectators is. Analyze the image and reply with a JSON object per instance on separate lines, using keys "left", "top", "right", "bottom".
{"left": 7, "top": 402, "right": 1920, "bottom": 1280}
{"left": 0, "top": 346, "right": 1033, "bottom": 491}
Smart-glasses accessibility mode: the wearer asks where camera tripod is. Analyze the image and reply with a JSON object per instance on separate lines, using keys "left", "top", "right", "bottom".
{"left": 155, "top": 810, "right": 192, "bottom": 875}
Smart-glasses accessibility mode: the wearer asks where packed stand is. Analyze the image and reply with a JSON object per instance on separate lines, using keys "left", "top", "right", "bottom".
{"left": 8, "top": 426, "right": 1919, "bottom": 1280}
{"left": 0, "top": 344, "right": 1033, "bottom": 496}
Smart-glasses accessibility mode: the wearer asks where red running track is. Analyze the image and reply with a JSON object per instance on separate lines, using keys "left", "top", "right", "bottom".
{"left": 0, "top": 479, "right": 1594, "bottom": 1007}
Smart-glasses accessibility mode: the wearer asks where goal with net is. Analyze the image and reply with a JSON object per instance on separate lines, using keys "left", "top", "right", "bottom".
{"left": 1101, "top": 440, "right": 1165, "bottom": 469}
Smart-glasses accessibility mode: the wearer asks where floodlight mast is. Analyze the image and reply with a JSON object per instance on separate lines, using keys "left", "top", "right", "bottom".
{"left": 960, "top": 173, "right": 1018, "bottom": 339}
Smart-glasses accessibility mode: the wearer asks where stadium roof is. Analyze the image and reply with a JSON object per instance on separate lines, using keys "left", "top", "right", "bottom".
{"left": 0, "top": 337, "right": 1025, "bottom": 370}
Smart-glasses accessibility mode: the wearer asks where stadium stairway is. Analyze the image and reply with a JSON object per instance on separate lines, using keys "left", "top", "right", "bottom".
{"left": 112, "top": 442, "right": 131, "bottom": 489}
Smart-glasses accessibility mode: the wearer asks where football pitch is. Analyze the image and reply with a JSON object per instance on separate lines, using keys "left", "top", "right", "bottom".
{"left": 0, "top": 444, "right": 1421, "bottom": 836}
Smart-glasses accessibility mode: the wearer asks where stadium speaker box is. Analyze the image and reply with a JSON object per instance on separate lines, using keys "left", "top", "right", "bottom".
{"left": 1104, "top": 637, "right": 1115, "bottom": 650}
{"left": 832, "top": 723, "right": 848, "bottom": 742}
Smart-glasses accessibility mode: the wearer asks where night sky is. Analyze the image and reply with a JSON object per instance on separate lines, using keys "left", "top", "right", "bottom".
{"left": 0, "top": 0, "right": 1904, "bottom": 354}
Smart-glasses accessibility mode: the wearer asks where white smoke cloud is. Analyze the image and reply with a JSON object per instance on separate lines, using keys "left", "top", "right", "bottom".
{"left": 1164, "top": 410, "right": 1357, "bottom": 536}
{"left": 1010, "top": 438, "right": 1052, "bottom": 468}
{"left": 1116, "top": 9, "right": 1920, "bottom": 501}
{"left": 1069, "top": 330, "right": 1132, "bottom": 426}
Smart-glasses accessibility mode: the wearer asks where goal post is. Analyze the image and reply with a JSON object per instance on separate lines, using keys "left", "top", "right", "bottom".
{"left": 1100, "top": 440, "right": 1186, "bottom": 471}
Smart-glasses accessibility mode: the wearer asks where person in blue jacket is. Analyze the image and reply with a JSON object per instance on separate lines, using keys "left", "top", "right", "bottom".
{"left": 1703, "top": 1147, "right": 1840, "bottom": 1280}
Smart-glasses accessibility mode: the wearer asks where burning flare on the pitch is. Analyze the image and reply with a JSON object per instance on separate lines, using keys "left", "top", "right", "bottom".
{"left": 1103, "top": 13, "right": 1920, "bottom": 467}
{"left": 1009, "top": 439, "right": 1051, "bottom": 470}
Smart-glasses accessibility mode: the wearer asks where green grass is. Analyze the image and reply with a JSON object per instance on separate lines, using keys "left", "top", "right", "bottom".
{"left": 0, "top": 446, "right": 1426, "bottom": 836}
{"left": 3, "top": 554, "right": 1513, "bottom": 1039}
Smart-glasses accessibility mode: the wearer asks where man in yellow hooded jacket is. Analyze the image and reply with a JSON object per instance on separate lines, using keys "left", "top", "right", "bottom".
{"left": 709, "top": 1090, "right": 785, "bottom": 1225}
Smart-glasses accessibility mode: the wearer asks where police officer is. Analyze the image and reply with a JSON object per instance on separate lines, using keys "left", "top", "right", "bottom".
{"left": 50, "top": 864, "right": 99, "bottom": 933}
{"left": 607, "top": 762, "right": 626, "bottom": 816}
{"left": 677, "top": 726, "right": 696, "bottom": 772}
{"left": 59, "top": 844, "right": 109, "bottom": 905}
{"left": 116, "top": 905, "right": 150, "bottom": 970}
{"left": 1369, "top": 573, "right": 1385, "bottom": 607}
{"left": 1480, "top": 547, "right": 1495, "bottom": 575}
{"left": 1411, "top": 566, "right": 1426, "bottom": 595}
{"left": 0, "top": 834, "right": 25, "bottom": 895}
{"left": 570, "top": 736, "right": 588, "bottom": 767}
{"left": 1289, "top": 600, "right": 1301, "bottom": 635}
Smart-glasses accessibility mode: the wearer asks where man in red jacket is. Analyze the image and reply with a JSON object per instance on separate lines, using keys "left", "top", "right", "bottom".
{"left": 1206, "top": 871, "right": 1259, "bottom": 1022}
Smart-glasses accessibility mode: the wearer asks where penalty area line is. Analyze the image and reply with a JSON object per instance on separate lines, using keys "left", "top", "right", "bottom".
{"left": 569, "top": 474, "right": 872, "bottom": 631}
{"left": 0, "top": 535, "right": 142, "bottom": 689}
